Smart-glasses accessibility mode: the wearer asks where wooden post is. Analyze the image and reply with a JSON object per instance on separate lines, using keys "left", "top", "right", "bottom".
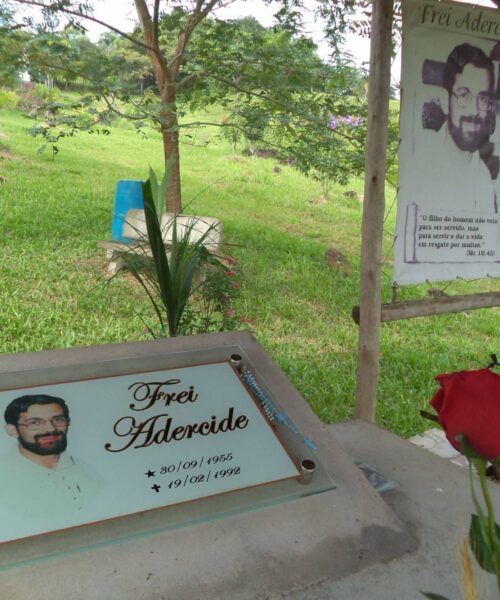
{"left": 354, "top": 0, "right": 394, "bottom": 421}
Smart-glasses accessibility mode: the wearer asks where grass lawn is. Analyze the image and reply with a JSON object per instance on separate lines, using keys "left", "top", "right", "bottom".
{"left": 0, "top": 108, "right": 498, "bottom": 437}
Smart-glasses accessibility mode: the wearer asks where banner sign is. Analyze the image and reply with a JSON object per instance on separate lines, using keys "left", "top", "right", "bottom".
{"left": 394, "top": 0, "right": 500, "bottom": 284}
{"left": 0, "top": 361, "right": 300, "bottom": 544}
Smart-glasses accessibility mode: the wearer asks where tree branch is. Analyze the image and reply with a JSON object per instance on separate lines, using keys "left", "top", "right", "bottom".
{"left": 180, "top": 52, "right": 345, "bottom": 82}
{"left": 170, "top": 0, "right": 220, "bottom": 79}
{"left": 207, "top": 73, "right": 350, "bottom": 134}
{"left": 177, "top": 70, "right": 203, "bottom": 89}
{"left": 100, "top": 94, "right": 152, "bottom": 122}
{"left": 177, "top": 119, "right": 339, "bottom": 168}
{"left": 153, "top": 0, "right": 160, "bottom": 45}
{"left": 11, "top": 0, "right": 153, "bottom": 52}
{"left": 134, "top": 0, "right": 171, "bottom": 92}
{"left": 23, "top": 53, "right": 154, "bottom": 123}
{"left": 26, "top": 53, "right": 97, "bottom": 87}
{"left": 177, "top": 68, "right": 362, "bottom": 148}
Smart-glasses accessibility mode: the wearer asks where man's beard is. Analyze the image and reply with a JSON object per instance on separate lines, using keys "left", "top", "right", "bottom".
{"left": 18, "top": 431, "right": 68, "bottom": 456}
{"left": 448, "top": 114, "right": 493, "bottom": 153}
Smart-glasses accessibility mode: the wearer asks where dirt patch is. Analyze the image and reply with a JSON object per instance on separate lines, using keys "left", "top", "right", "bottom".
{"left": 242, "top": 147, "right": 278, "bottom": 159}
{"left": 0, "top": 149, "right": 26, "bottom": 162}
{"left": 308, "top": 195, "right": 328, "bottom": 205}
{"left": 65, "top": 254, "right": 107, "bottom": 277}
{"left": 241, "top": 147, "right": 294, "bottom": 166}
{"left": 325, "top": 247, "right": 352, "bottom": 273}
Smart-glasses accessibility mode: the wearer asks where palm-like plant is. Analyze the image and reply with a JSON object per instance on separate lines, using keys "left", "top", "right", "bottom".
{"left": 119, "top": 170, "right": 224, "bottom": 337}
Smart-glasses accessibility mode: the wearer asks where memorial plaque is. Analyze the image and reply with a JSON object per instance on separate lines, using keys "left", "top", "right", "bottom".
{"left": 394, "top": 0, "right": 500, "bottom": 284}
{"left": 0, "top": 338, "right": 335, "bottom": 568}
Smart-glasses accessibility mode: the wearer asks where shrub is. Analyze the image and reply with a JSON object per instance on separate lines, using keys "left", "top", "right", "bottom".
{"left": 33, "top": 83, "right": 61, "bottom": 102}
{"left": 17, "top": 82, "right": 61, "bottom": 113}
{"left": 110, "top": 168, "right": 244, "bottom": 338}
{"left": 0, "top": 89, "right": 19, "bottom": 110}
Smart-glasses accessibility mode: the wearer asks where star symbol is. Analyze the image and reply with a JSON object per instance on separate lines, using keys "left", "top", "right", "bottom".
{"left": 151, "top": 484, "right": 161, "bottom": 493}
{"left": 145, "top": 470, "right": 156, "bottom": 478}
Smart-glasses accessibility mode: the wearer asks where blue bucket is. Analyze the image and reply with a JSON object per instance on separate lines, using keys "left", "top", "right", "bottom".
{"left": 112, "top": 180, "right": 144, "bottom": 242}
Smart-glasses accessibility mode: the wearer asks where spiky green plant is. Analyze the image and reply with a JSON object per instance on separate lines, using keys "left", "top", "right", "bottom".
{"left": 117, "top": 169, "right": 225, "bottom": 337}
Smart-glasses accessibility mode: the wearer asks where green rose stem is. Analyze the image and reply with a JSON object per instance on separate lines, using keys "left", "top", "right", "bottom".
{"left": 421, "top": 446, "right": 500, "bottom": 599}
{"left": 467, "top": 451, "right": 500, "bottom": 594}
{"left": 479, "top": 466, "right": 500, "bottom": 593}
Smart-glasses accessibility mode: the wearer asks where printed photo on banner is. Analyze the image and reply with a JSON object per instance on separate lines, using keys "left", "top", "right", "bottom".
{"left": 394, "top": 0, "right": 500, "bottom": 284}
{"left": 0, "top": 363, "right": 299, "bottom": 545}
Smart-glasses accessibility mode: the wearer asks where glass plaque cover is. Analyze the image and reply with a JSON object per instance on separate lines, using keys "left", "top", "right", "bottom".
{"left": 0, "top": 361, "right": 301, "bottom": 544}
{"left": 0, "top": 344, "right": 336, "bottom": 570}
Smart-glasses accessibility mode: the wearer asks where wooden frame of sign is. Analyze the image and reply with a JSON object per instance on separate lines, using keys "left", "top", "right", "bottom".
{"left": 354, "top": 0, "right": 500, "bottom": 421}
{"left": 352, "top": 290, "right": 500, "bottom": 323}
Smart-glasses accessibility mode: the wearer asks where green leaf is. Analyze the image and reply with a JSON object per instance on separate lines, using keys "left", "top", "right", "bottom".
{"left": 148, "top": 166, "right": 161, "bottom": 219}
{"left": 420, "top": 593, "right": 450, "bottom": 600}
{"left": 469, "top": 513, "right": 500, "bottom": 573}
{"left": 158, "top": 157, "right": 174, "bottom": 218}
{"left": 139, "top": 176, "right": 222, "bottom": 337}
{"left": 142, "top": 179, "right": 173, "bottom": 329}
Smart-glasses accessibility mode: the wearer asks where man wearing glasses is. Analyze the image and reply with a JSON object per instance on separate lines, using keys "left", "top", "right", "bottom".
{"left": 1, "top": 394, "right": 100, "bottom": 516}
{"left": 444, "top": 43, "right": 496, "bottom": 162}
{"left": 407, "top": 43, "right": 498, "bottom": 217}
{"left": 416, "top": 42, "right": 498, "bottom": 214}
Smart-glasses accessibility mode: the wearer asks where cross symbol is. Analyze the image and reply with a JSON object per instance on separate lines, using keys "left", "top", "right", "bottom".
{"left": 151, "top": 484, "right": 161, "bottom": 493}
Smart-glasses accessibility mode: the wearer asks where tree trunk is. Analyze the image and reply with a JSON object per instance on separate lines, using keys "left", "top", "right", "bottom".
{"left": 162, "top": 124, "right": 182, "bottom": 213}
{"left": 160, "top": 90, "right": 182, "bottom": 213}
{"left": 133, "top": 0, "right": 182, "bottom": 213}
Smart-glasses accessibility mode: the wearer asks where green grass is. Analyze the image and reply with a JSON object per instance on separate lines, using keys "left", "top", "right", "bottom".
{"left": 0, "top": 108, "right": 498, "bottom": 437}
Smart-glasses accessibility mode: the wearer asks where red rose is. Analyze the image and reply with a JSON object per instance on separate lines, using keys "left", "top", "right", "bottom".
{"left": 430, "top": 369, "right": 500, "bottom": 461}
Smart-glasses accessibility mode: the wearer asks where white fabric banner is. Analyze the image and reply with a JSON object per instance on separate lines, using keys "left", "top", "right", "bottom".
{"left": 394, "top": 0, "right": 500, "bottom": 284}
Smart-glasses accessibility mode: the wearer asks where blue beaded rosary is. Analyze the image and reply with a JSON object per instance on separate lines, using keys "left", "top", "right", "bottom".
{"left": 241, "top": 367, "right": 317, "bottom": 452}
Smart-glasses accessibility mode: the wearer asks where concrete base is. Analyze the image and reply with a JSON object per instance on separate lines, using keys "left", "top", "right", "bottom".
{"left": 0, "top": 488, "right": 413, "bottom": 600}
{"left": 7, "top": 416, "right": 499, "bottom": 599}
{"left": 3, "top": 336, "right": 498, "bottom": 599}
{"left": 410, "top": 426, "right": 469, "bottom": 468}
{"left": 0, "top": 334, "right": 415, "bottom": 600}
{"left": 300, "top": 419, "right": 500, "bottom": 600}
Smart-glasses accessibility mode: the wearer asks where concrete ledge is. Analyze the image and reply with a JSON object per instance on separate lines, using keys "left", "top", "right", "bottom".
{"left": 1, "top": 488, "right": 414, "bottom": 600}
{"left": 0, "top": 335, "right": 416, "bottom": 600}
{"left": 296, "top": 419, "right": 500, "bottom": 600}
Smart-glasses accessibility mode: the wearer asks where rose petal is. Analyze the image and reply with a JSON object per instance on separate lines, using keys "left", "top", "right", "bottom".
{"left": 429, "top": 369, "right": 500, "bottom": 461}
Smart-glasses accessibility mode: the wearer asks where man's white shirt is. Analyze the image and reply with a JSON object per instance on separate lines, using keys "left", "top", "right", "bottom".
{"left": 0, "top": 447, "right": 101, "bottom": 518}
{"left": 407, "top": 125, "right": 496, "bottom": 213}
